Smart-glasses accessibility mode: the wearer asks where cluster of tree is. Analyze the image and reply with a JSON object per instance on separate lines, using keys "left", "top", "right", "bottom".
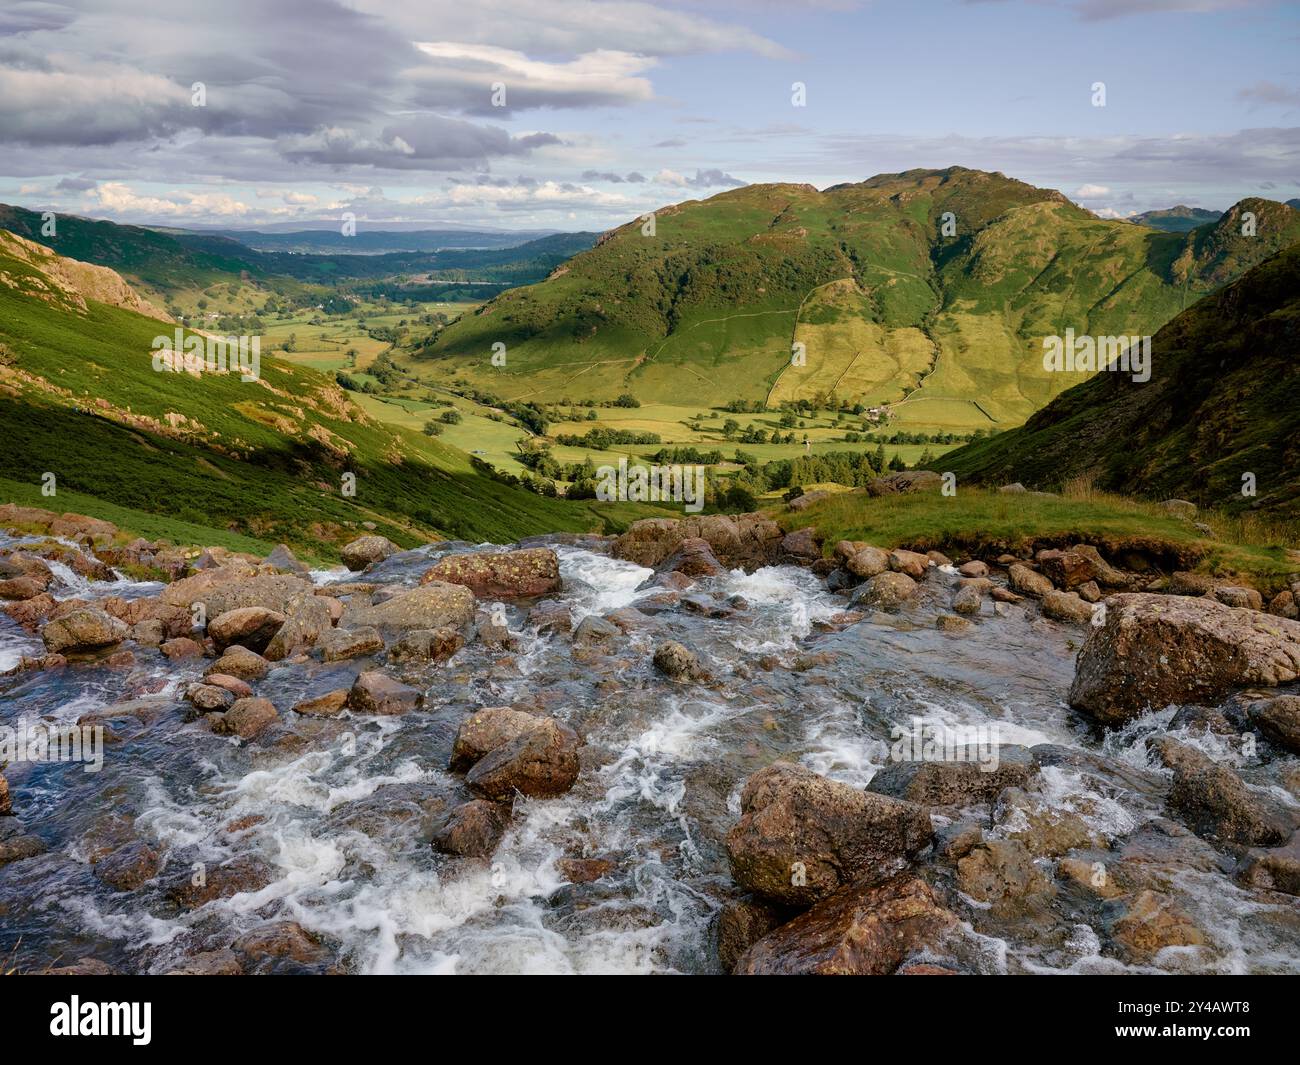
{"left": 554, "top": 427, "right": 661, "bottom": 448}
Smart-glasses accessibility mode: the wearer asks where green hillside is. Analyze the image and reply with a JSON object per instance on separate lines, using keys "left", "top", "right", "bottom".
{"left": 421, "top": 168, "right": 1300, "bottom": 434}
{"left": 943, "top": 242, "right": 1300, "bottom": 516}
{"left": 0, "top": 231, "right": 662, "bottom": 557}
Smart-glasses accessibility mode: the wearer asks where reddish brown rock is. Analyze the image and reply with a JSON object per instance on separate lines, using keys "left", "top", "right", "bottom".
{"left": 733, "top": 876, "right": 959, "bottom": 975}
{"left": 431, "top": 799, "right": 511, "bottom": 858}
{"left": 347, "top": 671, "right": 423, "bottom": 716}
{"left": 420, "top": 547, "right": 561, "bottom": 599}
{"left": 465, "top": 717, "right": 581, "bottom": 800}
{"left": 725, "top": 762, "right": 932, "bottom": 907}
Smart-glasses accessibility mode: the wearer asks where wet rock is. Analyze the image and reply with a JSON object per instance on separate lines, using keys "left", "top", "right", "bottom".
{"left": 557, "top": 857, "right": 616, "bottom": 884}
{"left": 527, "top": 599, "right": 573, "bottom": 634}
{"left": 450, "top": 707, "right": 546, "bottom": 771}
{"left": 934, "top": 821, "right": 983, "bottom": 862}
{"left": 45, "top": 959, "right": 119, "bottom": 975}
{"left": 232, "top": 921, "right": 328, "bottom": 966}
{"left": 1069, "top": 593, "right": 1300, "bottom": 725}
{"left": 207, "top": 606, "right": 285, "bottom": 653}
{"left": 3, "top": 591, "right": 56, "bottom": 630}
{"left": 0, "top": 834, "right": 44, "bottom": 867}
{"left": 344, "top": 582, "right": 475, "bottom": 634}
{"left": 291, "top": 689, "right": 350, "bottom": 717}
{"left": 653, "top": 640, "right": 709, "bottom": 681}
{"left": 166, "top": 855, "right": 274, "bottom": 908}
{"left": 262, "top": 595, "right": 333, "bottom": 661}
{"left": 936, "top": 614, "right": 971, "bottom": 633}
{"left": 652, "top": 537, "right": 726, "bottom": 579}
{"left": 1041, "top": 589, "right": 1095, "bottom": 625}
{"left": 995, "top": 788, "right": 1100, "bottom": 857}
{"left": 317, "top": 626, "right": 383, "bottom": 662}
{"left": 1108, "top": 890, "right": 1206, "bottom": 960}
{"left": 341, "top": 535, "right": 397, "bottom": 571}
{"left": 956, "top": 839, "right": 1053, "bottom": 905}
{"left": 1239, "top": 831, "right": 1300, "bottom": 896}
{"left": 348, "top": 671, "right": 423, "bottom": 716}
{"left": 1247, "top": 695, "right": 1300, "bottom": 753}
{"left": 130, "top": 619, "right": 165, "bottom": 646}
{"left": 212, "top": 697, "right": 280, "bottom": 740}
{"left": 465, "top": 717, "right": 582, "bottom": 800}
{"left": 1007, "top": 564, "right": 1053, "bottom": 599}
{"left": 41, "top": 607, "right": 127, "bottom": 653}
{"left": 990, "top": 586, "right": 1023, "bottom": 604}
{"left": 725, "top": 762, "right": 932, "bottom": 907}
{"left": 431, "top": 799, "right": 510, "bottom": 857}
{"left": 958, "top": 560, "right": 989, "bottom": 578}
{"left": 165, "top": 950, "right": 244, "bottom": 976}
{"left": 206, "top": 646, "right": 271, "bottom": 681}
{"left": 94, "top": 840, "right": 163, "bottom": 891}
{"left": 263, "top": 544, "right": 309, "bottom": 575}
{"left": 867, "top": 745, "right": 1038, "bottom": 807}
{"left": 204, "top": 676, "right": 252, "bottom": 702}
{"left": 388, "top": 627, "right": 464, "bottom": 663}
{"left": 186, "top": 683, "right": 235, "bottom": 713}
{"left": 1152, "top": 739, "right": 1293, "bottom": 846}
{"left": 420, "top": 547, "right": 561, "bottom": 599}
{"left": 716, "top": 896, "right": 793, "bottom": 973}
{"left": 952, "top": 583, "right": 984, "bottom": 615}
{"left": 1056, "top": 857, "right": 1124, "bottom": 898}
{"left": 888, "top": 549, "right": 930, "bottom": 580}
{"left": 733, "top": 876, "right": 958, "bottom": 976}
{"left": 573, "top": 615, "right": 621, "bottom": 647}
{"left": 160, "top": 636, "right": 204, "bottom": 660}
{"left": 849, "top": 571, "right": 918, "bottom": 611}
{"left": 0, "top": 575, "right": 47, "bottom": 600}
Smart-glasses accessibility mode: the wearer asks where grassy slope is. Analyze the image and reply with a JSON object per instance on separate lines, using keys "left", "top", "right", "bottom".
{"left": 779, "top": 488, "right": 1299, "bottom": 593}
{"left": 422, "top": 169, "right": 1300, "bottom": 429}
{"left": 0, "top": 246, "right": 667, "bottom": 556}
{"left": 943, "top": 243, "right": 1300, "bottom": 516}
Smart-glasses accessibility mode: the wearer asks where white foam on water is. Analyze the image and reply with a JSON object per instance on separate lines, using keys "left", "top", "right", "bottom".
{"left": 556, "top": 547, "right": 652, "bottom": 619}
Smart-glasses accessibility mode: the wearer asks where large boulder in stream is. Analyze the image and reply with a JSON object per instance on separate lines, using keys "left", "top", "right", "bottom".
{"left": 1069, "top": 594, "right": 1300, "bottom": 725}
{"left": 725, "top": 762, "right": 932, "bottom": 907}
{"left": 867, "top": 745, "right": 1039, "bottom": 807}
{"left": 343, "top": 582, "right": 475, "bottom": 634}
{"left": 341, "top": 535, "right": 397, "bottom": 571}
{"left": 612, "top": 513, "right": 783, "bottom": 571}
{"left": 465, "top": 717, "right": 582, "bottom": 801}
{"left": 420, "top": 548, "right": 561, "bottom": 599}
{"left": 733, "top": 875, "right": 959, "bottom": 975}
{"left": 207, "top": 606, "right": 286, "bottom": 653}
{"left": 41, "top": 607, "right": 127, "bottom": 654}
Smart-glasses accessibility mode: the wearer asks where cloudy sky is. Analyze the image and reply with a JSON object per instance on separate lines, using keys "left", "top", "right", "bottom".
{"left": 2, "top": 0, "right": 1298, "bottom": 232}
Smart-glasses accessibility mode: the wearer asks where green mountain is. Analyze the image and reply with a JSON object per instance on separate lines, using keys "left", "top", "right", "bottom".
{"left": 1130, "top": 205, "right": 1221, "bottom": 233}
{"left": 420, "top": 168, "right": 1300, "bottom": 435}
{"left": 943, "top": 242, "right": 1300, "bottom": 515}
{"left": 0, "top": 229, "right": 656, "bottom": 557}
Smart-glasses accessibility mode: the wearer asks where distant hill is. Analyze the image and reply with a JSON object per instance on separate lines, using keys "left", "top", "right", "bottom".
{"left": 1130, "top": 205, "right": 1221, "bottom": 233}
{"left": 0, "top": 204, "right": 596, "bottom": 296}
{"left": 943, "top": 243, "right": 1300, "bottom": 515}
{"left": 0, "top": 230, "right": 653, "bottom": 554}
{"left": 421, "top": 168, "right": 1300, "bottom": 435}
{"left": 207, "top": 228, "right": 567, "bottom": 254}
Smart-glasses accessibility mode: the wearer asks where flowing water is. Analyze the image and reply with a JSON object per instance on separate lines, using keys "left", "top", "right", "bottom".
{"left": 2, "top": 536, "right": 1298, "bottom": 974}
